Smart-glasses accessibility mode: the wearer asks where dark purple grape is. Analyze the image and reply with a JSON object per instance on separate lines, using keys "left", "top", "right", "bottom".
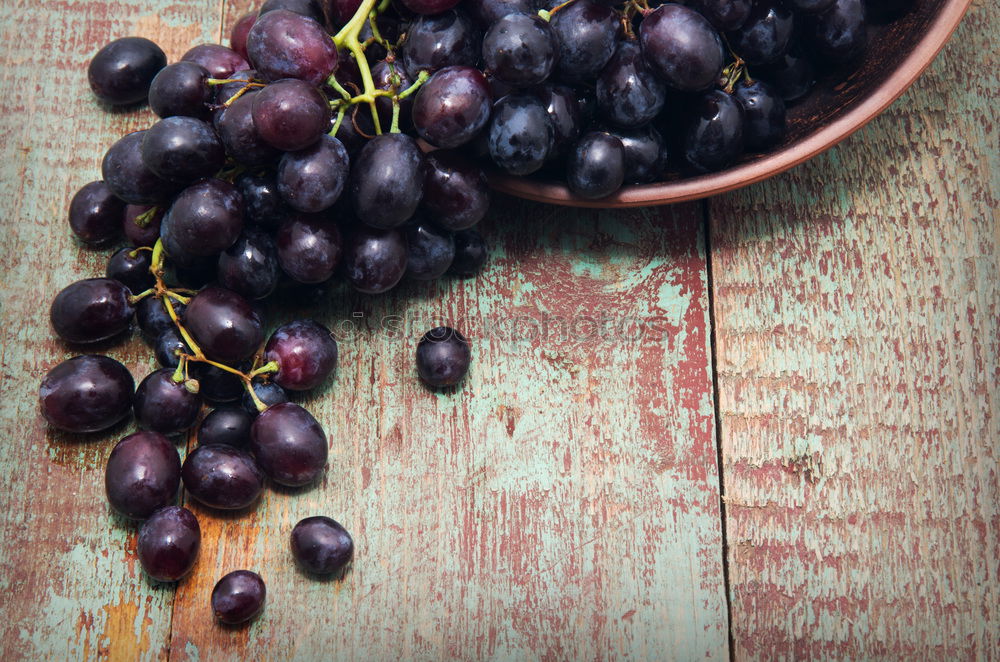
{"left": 141, "top": 117, "right": 225, "bottom": 183}
{"left": 212, "top": 570, "right": 266, "bottom": 624}
{"left": 422, "top": 151, "right": 489, "bottom": 231}
{"left": 215, "top": 93, "right": 282, "bottom": 167}
{"left": 106, "top": 247, "right": 155, "bottom": 294}
{"left": 88, "top": 37, "right": 166, "bottom": 105}
{"left": 50, "top": 278, "right": 134, "bottom": 345}
{"left": 218, "top": 230, "right": 280, "bottom": 300}
{"left": 105, "top": 431, "right": 180, "bottom": 519}
{"left": 264, "top": 320, "right": 337, "bottom": 391}
{"left": 467, "top": 0, "right": 537, "bottom": 27}
{"left": 276, "top": 214, "right": 343, "bottom": 284}
{"left": 154, "top": 328, "right": 189, "bottom": 369}
{"left": 756, "top": 49, "right": 815, "bottom": 101}
{"left": 550, "top": 0, "right": 618, "bottom": 82}
{"left": 185, "top": 286, "right": 264, "bottom": 364}
{"left": 405, "top": 220, "right": 455, "bottom": 281}
{"left": 182, "top": 444, "right": 265, "bottom": 510}
{"left": 277, "top": 136, "right": 350, "bottom": 213}
{"left": 251, "top": 78, "right": 331, "bottom": 151}
{"left": 402, "top": 0, "right": 460, "bottom": 14}
{"left": 596, "top": 40, "right": 666, "bottom": 128}
{"left": 533, "top": 84, "right": 582, "bottom": 159}
{"left": 412, "top": 66, "right": 492, "bottom": 149}
{"left": 148, "top": 62, "right": 213, "bottom": 120}
{"left": 687, "top": 0, "right": 751, "bottom": 30}
{"left": 250, "top": 402, "right": 327, "bottom": 486}
{"left": 247, "top": 10, "right": 338, "bottom": 85}
{"left": 39, "top": 355, "right": 134, "bottom": 433}
{"left": 123, "top": 205, "right": 164, "bottom": 248}
{"left": 786, "top": 0, "right": 836, "bottom": 13}
{"left": 609, "top": 125, "right": 668, "bottom": 184}
{"left": 260, "top": 0, "right": 326, "bottom": 23}
{"left": 342, "top": 226, "right": 408, "bottom": 294}
{"left": 482, "top": 12, "right": 557, "bottom": 86}
{"left": 416, "top": 326, "right": 470, "bottom": 387}
{"left": 137, "top": 506, "right": 201, "bottom": 581}
{"left": 102, "top": 131, "right": 180, "bottom": 205}
{"left": 181, "top": 44, "right": 249, "bottom": 79}
{"left": 639, "top": 4, "right": 724, "bottom": 91}
{"left": 733, "top": 78, "right": 786, "bottom": 150}
{"left": 326, "top": 0, "right": 362, "bottom": 26}
{"left": 567, "top": 131, "right": 625, "bottom": 199}
{"left": 727, "top": 1, "right": 793, "bottom": 65}
{"left": 134, "top": 369, "right": 202, "bottom": 435}
{"left": 198, "top": 406, "right": 254, "bottom": 447}
{"left": 487, "top": 93, "right": 554, "bottom": 175}
{"left": 137, "top": 296, "right": 184, "bottom": 339}
{"left": 197, "top": 364, "right": 245, "bottom": 403}
{"left": 350, "top": 133, "right": 425, "bottom": 229}
{"left": 69, "top": 181, "right": 125, "bottom": 246}
{"left": 237, "top": 172, "right": 290, "bottom": 230}
{"left": 231, "top": 14, "right": 257, "bottom": 61}
{"left": 448, "top": 229, "right": 487, "bottom": 277}
{"left": 401, "top": 9, "right": 480, "bottom": 79}
{"left": 161, "top": 179, "right": 244, "bottom": 258}
{"left": 806, "top": 0, "right": 867, "bottom": 64}
{"left": 242, "top": 379, "right": 290, "bottom": 415}
{"left": 290, "top": 516, "right": 354, "bottom": 574}
{"left": 682, "top": 89, "right": 744, "bottom": 172}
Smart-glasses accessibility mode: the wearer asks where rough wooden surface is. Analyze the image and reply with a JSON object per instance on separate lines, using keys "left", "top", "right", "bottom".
{"left": 0, "top": 2, "right": 729, "bottom": 660}
{"left": 709, "top": 1, "right": 999, "bottom": 658}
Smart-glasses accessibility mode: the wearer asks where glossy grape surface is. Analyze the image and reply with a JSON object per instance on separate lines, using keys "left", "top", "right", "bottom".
{"left": 405, "top": 220, "right": 455, "bottom": 281}
{"left": 610, "top": 125, "right": 669, "bottom": 184}
{"left": 342, "top": 226, "right": 408, "bottom": 294}
{"left": 185, "top": 286, "right": 265, "bottom": 364}
{"left": 250, "top": 402, "right": 328, "bottom": 486}
{"left": 567, "top": 131, "right": 626, "bottom": 199}
{"left": 533, "top": 84, "right": 582, "bottom": 159}
{"left": 448, "top": 229, "right": 487, "bottom": 277}
{"left": 416, "top": 326, "right": 471, "bottom": 387}
{"left": 88, "top": 37, "right": 166, "bottom": 105}
{"left": 154, "top": 328, "right": 188, "bottom": 369}
{"left": 727, "top": 1, "right": 794, "bottom": 65}
{"left": 106, "top": 247, "right": 155, "bottom": 294}
{"left": 123, "top": 205, "right": 164, "bottom": 248}
{"left": 350, "top": 133, "right": 425, "bottom": 229}
{"left": 237, "top": 172, "right": 290, "bottom": 230}
{"left": 137, "top": 297, "right": 184, "bottom": 339}
{"left": 137, "top": 506, "right": 201, "bottom": 582}
{"left": 50, "top": 278, "right": 134, "bottom": 345}
{"left": 639, "top": 4, "right": 724, "bottom": 91}
{"left": 401, "top": 10, "right": 480, "bottom": 79}
{"left": 102, "top": 131, "right": 179, "bottom": 205}
{"left": 550, "top": 0, "right": 618, "bottom": 82}
{"left": 422, "top": 151, "right": 490, "bottom": 231}
{"left": 687, "top": 0, "right": 751, "bottom": 30}
{"left": 181, "top": 44, "right": 250, "bottom": 79}
{"left": 242, "top": 380, "right": 290, "bottom": 415}
{"left": 264, "top": 320, "right": 338, "bottom": 391}
{"left": 251, "top": 78, "right": 331, "bottom": 152}
{"left": 482, "top": 12, "right": 557, "bottom": 86}
{"left": 247, "top": 9, "right": 338, "bottom": 86}
{"left": 487, "top": 94, "right": 554, "bottom": 175}
{"left": 198, "top": 406, "right": 254, "bottom": 447}
{"left": 733, "top": 79, "right": 786, "bottom": 150}
{"left": 216, "top": 93, "right": 282, "bottom": 167}
{"left": 596, "top": 40, "right": 666, "bottom": 128}
{"left": 218, "top": 230, "right": 280, "bottom": 300}
{"left": 142, "top": 116, "right": 226, "bottom": 183}
{"left": 808, "top": 0, "right": 867, "bottom": 64}
{"left": 276, "top": 213, "right": 343, "bottom": 284}
{"left": 290, "top": 516, "right": 354, "bottom": 574}
{"left": 196, "top": 364, "right": 245, "bottom": 404}
{"left": 230, "top": 14, "right": 257, "bottom": 61}
{"left": 212, "top": 570, "right": 266, "bottom": 624}
{"left": 412, "top": 66, "right": 492, "bottom": 149}
{"left": 69, "top": 181, "right": 125, "bottom": 246}
{"left": 683, "top": 89, "right": 745, "bottom": 173}
{"left": 277, "top": 136, "right": 350, "bottom": 213}
{"left": 134, "top": 369, "right": 202, "bottom": 435}
{"left": 39, "top": 355, "right": 134, "bottom": 433}
{"left": 182, "top": 444, "right": 265, "bottom": 510}
{"left": 104, "top": 431, "right": 181, "bottom": 519}
{"left": 161, "top": 178, "right": 244, "bottom": 258}
{"left": 148, "top": 62, "right": 213, "bottom": 120}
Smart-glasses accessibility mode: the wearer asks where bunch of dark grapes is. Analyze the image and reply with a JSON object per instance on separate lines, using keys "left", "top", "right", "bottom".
{"left": 40, "top": 0, "right": 907, "bottom": 625}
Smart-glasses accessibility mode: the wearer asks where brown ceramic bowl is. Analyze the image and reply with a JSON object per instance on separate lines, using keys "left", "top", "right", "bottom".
{"left": 489, "top": 0, "right": 972, "bottom": 208}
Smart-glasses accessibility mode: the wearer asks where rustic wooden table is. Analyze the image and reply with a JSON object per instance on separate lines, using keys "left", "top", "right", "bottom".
{"left": 0, "top": 0, "right": 995, "bottom": 659}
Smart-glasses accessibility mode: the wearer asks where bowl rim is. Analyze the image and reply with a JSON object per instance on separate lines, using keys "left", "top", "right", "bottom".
{"left": 487, "top": 0, "right": 974, "bottom": 208}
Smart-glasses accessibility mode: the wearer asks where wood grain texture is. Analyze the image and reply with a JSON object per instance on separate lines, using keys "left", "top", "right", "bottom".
{"left": 0, "top": 1, "right": 220, "bottom": 659}
{"left": 166, "top": 195, "right": 730, "bottom": 661}
{"left": 709, "top": 1, "right": 999, "bottom": 659}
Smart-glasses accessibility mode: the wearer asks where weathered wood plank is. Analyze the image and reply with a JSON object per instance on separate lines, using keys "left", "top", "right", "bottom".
{"left": 0, "top": 2, "right": 219, "bottom": 659}
{"left": 166, "top": 190, "right": 730, "bottom": 659}
{"left": 709, "top": 3, "right": 999, "bottom": 659}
